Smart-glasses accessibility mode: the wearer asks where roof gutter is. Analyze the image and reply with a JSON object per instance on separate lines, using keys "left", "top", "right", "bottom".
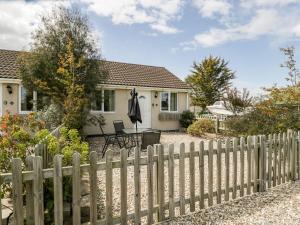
{"left": 97, "top": 84, "right": 191, "bottom": 93}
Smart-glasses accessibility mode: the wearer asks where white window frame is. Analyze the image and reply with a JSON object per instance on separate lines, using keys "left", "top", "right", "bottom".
{"left": 90, "top": 89, "right": 115, "bottom": 113}
{"left": 19, "top": 85, "right": 37, "bottom": 114}
{"left": 160, "top": 91, "right": 178, "bottom": 112}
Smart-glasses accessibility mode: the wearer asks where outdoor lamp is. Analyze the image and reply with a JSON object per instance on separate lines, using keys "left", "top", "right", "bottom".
{"left": 154, "top": 91, "right": 158, "bottom": 98}
{"left": 7, "top": 85, "right": 13, "bottom": 94}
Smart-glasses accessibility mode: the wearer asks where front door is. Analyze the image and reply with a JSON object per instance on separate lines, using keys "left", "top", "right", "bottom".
{"left": 136, "top": 90, "right": 151, "bottom": 129}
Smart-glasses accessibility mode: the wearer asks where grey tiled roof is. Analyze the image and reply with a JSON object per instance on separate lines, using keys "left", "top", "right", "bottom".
{"left": 0, "top": 49, "right": 22, "bottom": 79}
{"left": 0, "top": 49, "right": 189, "bottom": 89}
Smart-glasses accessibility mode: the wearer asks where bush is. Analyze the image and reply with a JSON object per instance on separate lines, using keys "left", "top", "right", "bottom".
{"left": 37, "top": 103, "right": 63, "bottom": 130}
{"left": 225, "top": 104, "right": 300, "bottom": 136}
{"left": 187, "top": 119, "right": 215, "bottom": 136}
{"left": 179, "top": 110, "right": 195, "bottom": 128}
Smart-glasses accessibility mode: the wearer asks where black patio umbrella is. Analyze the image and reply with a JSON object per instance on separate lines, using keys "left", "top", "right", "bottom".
{"left": 128, "top": 88, "right": 142, "bottom": 132}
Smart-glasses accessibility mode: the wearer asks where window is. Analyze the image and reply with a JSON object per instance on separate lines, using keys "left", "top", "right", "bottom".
{"left": 20, "top": 86, "right": 35, "bottom": 113}
{"left": 91, "top": 90, "right": 102, "bottom": 111}
{"left": 170, "top": 93, "right": 177, "bottom": 111}
{"left": 161, "top": 92, "right": 169, "bottom": 111}
{"left": 91, "top": 89, "right": 115, "bottom": 112}
{"left": 160, "top": 91, "right": 178, "bottom": 112}
{"left": 104, "top": 90, "right": 115, "bottom": 112}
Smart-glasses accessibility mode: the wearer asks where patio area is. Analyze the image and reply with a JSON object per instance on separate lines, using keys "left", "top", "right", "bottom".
{"left": 87, "top": 132, "right": 213, "bottom": 159}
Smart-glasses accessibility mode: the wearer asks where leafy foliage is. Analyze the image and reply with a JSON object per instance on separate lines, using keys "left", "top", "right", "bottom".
{"left": 186, "top": 56, "right": 235, "bottom": 109}
{"left": 223, "top": 88, "right": 253, "bottom": 115}
{"left": 225, "top": 101, "right": 300, "bottom": 136}
{"left": 179, "top": 110, "right": 195, "bottom": 128}
{"left": 0, "top": 113, "right": 45, "bottom": 174}
{"left": 19, "top": 6, "right": 106, "bottom": 130}
{"left": 37, "top": 103, "right": 64, "bottom": 130}
{"left": 187, "top": 119, "right": 215, "bottom": 136}
{"left": 0, "top": 112, "right": 89, "bottom": 198}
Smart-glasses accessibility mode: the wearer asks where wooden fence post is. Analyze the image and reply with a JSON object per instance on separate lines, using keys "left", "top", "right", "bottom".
{"left": 292, "top": 131, "right": 297, "bottom": 181}
{"left": 89, "top": 151, "right": 98, "bottom": 225}
{"left": 147, "top": 146, "right": 154, "bottom": 225}
{"left": 253, "top": 136, "right": 259, "bottom": 193}
{"left": 199, "top": 141, "right": 205, "bottom": 209}
{"left": 33, "top": 156, "right": 44, "bottom": 225}
{"left": 157, "top": 145, "right": 165, "bottom": 221}
{"left": 72, "top": 152, "right": 81, "bottom": 225}
{"left": 259, "top": 135, "right": 266, "bottom": 192}
{"left": 267, "top": 134, "right": 272, "bottom": 189}
{"left": 232, "top": 138, "right": 237, "bottom": 199}
{"left": 153, "top": 145, "right": 159, "bottom": 220}
{"left": 215, "top": 118, "right": 219, "bottom": 134}
{"left": 283, "top": 132, "right": 287, "bottom": 183}
{"left": 224, "top": 139, "right": 230, "bottom": 201}
{"left": 278, "top": 133, "right": 282, "bottom": 184}
{"left": 120, "top": 149, "right": 128, "bottom": 225}
{"left": 273, "top": 134, "right": 277, "bottom": 187}
{"left": 179, "top": 143, "right": 185, "bottom": 215}
{"left": 216, "top": 139, "right": 222, "bottom": 203}
{"left": 53, "top": 155, "right": 63, "bottom": 225}
{"left": 134, "top": 147, "right": 141, "bottom": 224}
{"left": 12, "top": 158, "right": 24, "bottom": 225}
{"left": 240, "top": 137, "right": 245, "bottom": 197}
{"left": 168, "top": 144, "right": 175, "bottom": 219}
{"left": 208, "top": 140, "right": 214, "bottom": 206}
{"left": 189, "top": 142, "right": 196, "bottom": 212}
{"left": 106, "top": 150, "right": 113, "bottom": 225}
{"left": 25, "top": 156, "right": 34, "bottom": 225}
{"left": 246, "top": 136, "right": 252, "bottom": 195}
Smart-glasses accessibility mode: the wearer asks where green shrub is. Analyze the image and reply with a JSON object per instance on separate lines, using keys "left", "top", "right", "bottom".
{"left": 187, "top": 119, "right": 215, "bottom": 136}
{"left": 225, "top": 105, "right": 300, "bottom": 136}
{"left": 179, "top": 110, "right": 195, "bottom": 128}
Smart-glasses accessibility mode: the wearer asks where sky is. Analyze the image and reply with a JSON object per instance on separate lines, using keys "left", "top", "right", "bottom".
{"left": 1, "top": 0, "right": 300, "bottom": 95}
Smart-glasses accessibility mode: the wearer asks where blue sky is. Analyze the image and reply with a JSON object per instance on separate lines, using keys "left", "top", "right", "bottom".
{"left": 1, "top": 0, "right": 300, "bottom": 95}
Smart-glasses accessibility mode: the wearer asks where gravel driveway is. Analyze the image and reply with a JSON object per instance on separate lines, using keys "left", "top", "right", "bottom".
{"left": 169, "top": 181, "right": 300, "bottom": 225}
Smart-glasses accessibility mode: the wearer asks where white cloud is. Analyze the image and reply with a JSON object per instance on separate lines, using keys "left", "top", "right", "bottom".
{"left": 0, "top": 0, "right": 69, "bottom": 50}
{"left": 81, "top": 0, "right": 184, "bottom": 34}
{"left": 192, "top": 0, "right": 232, "bottom": 18}
{"left": 182, "top": 0, "right": 300, "bottom": 49}
{"left": 185, "top": 9, "right": 280, "bottom": 47}
{"left": 240, "top": 0, "right": 299, "bottom": 8}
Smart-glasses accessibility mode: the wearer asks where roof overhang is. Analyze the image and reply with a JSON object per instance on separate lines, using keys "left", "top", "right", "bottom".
{"left": 0, "top": 78, "right": 22, "bottom": 84}
{"left": 98, "top": 84, "right": 191, "bottom": 93}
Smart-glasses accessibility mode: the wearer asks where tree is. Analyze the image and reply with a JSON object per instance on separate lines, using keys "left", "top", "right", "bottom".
{"left": 223, "top": 88, "right": 253, "bottom": 115}
{"left": 20, "top": 6, "right": 106, "bottom": 130}
{"left": 280, "top": 46, "right": 300, "bottom": 87}
{"left": 186, "top": 56, "right": 235, "bottom": 109}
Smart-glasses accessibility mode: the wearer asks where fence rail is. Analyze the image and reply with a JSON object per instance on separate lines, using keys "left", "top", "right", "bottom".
{"left": 1, "top": 131, "right": 300, "bottom": 225}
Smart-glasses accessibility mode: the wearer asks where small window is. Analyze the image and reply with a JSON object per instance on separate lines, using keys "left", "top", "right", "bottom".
{"left": 90, "top": 89, "right": 115, "bottom": 112}
{"left": 170, "top": 93, "right": 177, "bottom": 111}
{"left": 20, "top": 86, "right": 34, "bottom": 112}
{"left": 104, "top": 90, "right": 115, "bottom": 112}
{"left": 91, "top": 90, "right": 102, "bottom": 111}
{"left": 160, "top": 92, "right": 178, "bottom": 112}
{"left": 161, "top": 92, "right": 169, "bottom": 111}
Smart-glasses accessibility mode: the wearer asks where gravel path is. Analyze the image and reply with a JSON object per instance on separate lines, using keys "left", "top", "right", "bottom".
{"left": 169, "top": 181, "right": 300, "bottom": 225}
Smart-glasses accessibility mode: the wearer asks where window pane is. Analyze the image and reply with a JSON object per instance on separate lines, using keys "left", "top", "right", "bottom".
{"left": 91, "top": 90, "right": 102, "bottom": 111}
{"left": 170, "top": 93, "right": 177, "bottom": 111}
{"left": 21, "top": 87, "right": 33, "bottom": 111}
{"left": 104, "top": 90, "right": 115, "bottom": 112}
{"left": 161, "top": 92, "right": 169, "bottom": 111}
